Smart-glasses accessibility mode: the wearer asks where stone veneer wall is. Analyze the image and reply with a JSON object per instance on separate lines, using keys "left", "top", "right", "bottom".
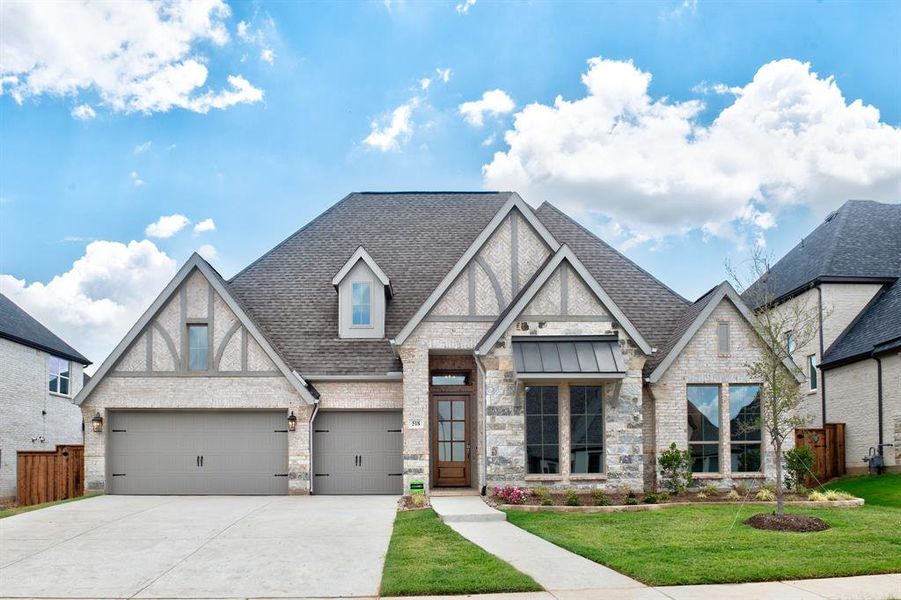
{"left": 481, "top": 318, "right": 646, "bottom": 492}
{"left": 651, "top": 299, "right": 789, "bottom": 489}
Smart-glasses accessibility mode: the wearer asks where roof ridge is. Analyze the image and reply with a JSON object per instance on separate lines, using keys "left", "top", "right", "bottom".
{"left": 356, "top": 190, "right": 507, "bottom": 195}
{"left": 538, "top": 201, "right": 690, "bottom": 304}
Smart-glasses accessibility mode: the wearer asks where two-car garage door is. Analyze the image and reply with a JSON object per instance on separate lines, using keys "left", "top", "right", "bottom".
{"left": 106, "top": 410, "right": 402, "bottom": 495}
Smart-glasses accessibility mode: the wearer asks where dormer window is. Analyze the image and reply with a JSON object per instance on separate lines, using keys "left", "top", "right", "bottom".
{"left": 333, "top": 246, "right": 391, "bottom": 339}
{"left": 352, "top": 282, "right": 372, "bottom": 326}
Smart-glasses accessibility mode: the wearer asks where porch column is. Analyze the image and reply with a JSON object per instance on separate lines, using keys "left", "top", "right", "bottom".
{"left": 398, "top": 345, "right": 430, "bottom": 493}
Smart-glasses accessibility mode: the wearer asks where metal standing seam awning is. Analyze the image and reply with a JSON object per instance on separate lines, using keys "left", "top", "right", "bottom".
{"left": 512, "top": 335, "right": 626, "bottom": 380}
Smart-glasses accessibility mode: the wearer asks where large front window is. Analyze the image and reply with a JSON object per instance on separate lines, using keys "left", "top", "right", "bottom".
{"left": 48, "top": 356, "right": 70, "bottom": 395}
{"left": 525, "top": 386, "right": 559, "bottom": 475}
{"left": 687, "top": 385, "right": 720, "bottom": 472}
{"left": 188, "top": 325, "right": 208, "bottom": 371}
{"left": 570, "top": 385, "right": 603, "bottom": 474}
{"left": 351, "top": 282, "right": 371, "bottom": 326}
{"left": 729, "top": 385, "right": 762, "bottom": 472}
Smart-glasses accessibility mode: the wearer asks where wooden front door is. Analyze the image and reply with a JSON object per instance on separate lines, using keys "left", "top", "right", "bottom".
{"left": 432, "top": 395, "right": 470, "bottom": 486}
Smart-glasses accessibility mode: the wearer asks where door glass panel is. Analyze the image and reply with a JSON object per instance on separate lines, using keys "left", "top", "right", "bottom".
{"left": 452, "top": 400, "right": 465, "bottom": 420}
{"left": 452, "top": 442, "right": 465, "bottom": 461}
{"left": 438, "top": 401, "right": 451, "bottom": 420}
{"left": 452, "top": 421, "right": 465, "bottom": 441}
{"left": 439, "top": 422, "right": 451, "bottom": 441}
{"left": 438, "top": 442, "right": 448, "bottom": 461}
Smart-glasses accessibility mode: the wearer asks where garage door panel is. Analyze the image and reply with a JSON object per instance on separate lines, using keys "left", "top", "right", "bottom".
{"left": 108, "top": 411, "right": 288, "bottom": 495}
{"left": 312, "top": 411, "right": 402, "bottom": 495}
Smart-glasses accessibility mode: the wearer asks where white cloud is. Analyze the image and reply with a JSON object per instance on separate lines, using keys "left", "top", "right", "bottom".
{"left": 70, "top": 104, "right": 96, "bottom": 120}
{"left": 130, "top": 171, "right": 145, "bottom": 187}
{"left": 0, "top": 240, "right": 177, "bottom": 368}
{"left": 193, "top": 218, "right": 216, "bottom": 234}
{"left": 133, "top": 141, "right": 152, "bottom": 154}
{"left": 420, "top": 78, "right": 432, "bottom": 91}
{"left": 435, "top": 68, "right": 452, "bottom": 83}
{"left": 236, "top": 20, "right": 253, "bottom": 41}
{"left": 0, "top": 0, "right": 263, "bottom": 116}
{"left": 456, "top": 0, "right": 476, "bottom": 15}
{"left": 197, "top": 244, "right": 218, "bottom": 260}
{"left": 260, "top": 48, "right": 275, "bottom": 64}
{"left": 363, "top": 98, "right": 420, "bottom": 151}
{"left": 482, "top": 133, "right": 496, "bottom": 147}
{"left": 145, "top": 214, "right": 190, "bottom": 238}
{"left": 661, "top": 0, "right": 697, "bottom": 20}
{"left": 483, "top": 57, "right": 901, "bottom": 248}
{"left": 459, "top": 89, "right": 515, "bottom": 126}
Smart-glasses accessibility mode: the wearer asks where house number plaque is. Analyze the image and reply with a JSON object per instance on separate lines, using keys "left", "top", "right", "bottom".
{"left": 408, "top": 419, "right": 424, "bottom": 429}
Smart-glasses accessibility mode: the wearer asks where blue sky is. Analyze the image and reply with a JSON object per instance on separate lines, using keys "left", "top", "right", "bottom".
{"left": 1, "top": 0, "right": 899, "bottom": 366}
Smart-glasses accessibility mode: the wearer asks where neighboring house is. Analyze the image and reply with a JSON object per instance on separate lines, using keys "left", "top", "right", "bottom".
{"left": 744, "top": 200, "right": 901, "bottom": 474}
{"left": 75, "top": 192, "right": 798, "bottom": 496}
{"left": 0, "top": 293, "right": 91, "bottom": 499}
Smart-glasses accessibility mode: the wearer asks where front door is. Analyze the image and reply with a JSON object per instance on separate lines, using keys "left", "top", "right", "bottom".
{"left": 432, "top": 395, "right": 470, "bottom": 486}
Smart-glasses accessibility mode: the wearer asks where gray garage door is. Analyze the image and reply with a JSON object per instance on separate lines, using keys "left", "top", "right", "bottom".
{"left": 108, "top": 411, "right": 288, "bottom": 495}
{"left": 312, "top": 411, "right": 403, "bottom": 495}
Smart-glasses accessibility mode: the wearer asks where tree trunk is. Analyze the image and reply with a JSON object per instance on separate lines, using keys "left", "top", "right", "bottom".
{"left": 775, "top": 442, "right": 784, "bottom": 515}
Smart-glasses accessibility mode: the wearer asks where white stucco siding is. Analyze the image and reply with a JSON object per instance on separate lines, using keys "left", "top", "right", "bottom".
{"left": 0, "top": 338, "right": 85, "bottom": 498}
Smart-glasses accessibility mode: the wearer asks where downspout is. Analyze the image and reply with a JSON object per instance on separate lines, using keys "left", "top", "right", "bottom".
{"left": 474, "top": 351, "right": 488, "bottom": 496}
{"left": 874, "top": 355, "right": 884, "bottom": 457}
{"left": 308, "top": 402, "right": 320, "bottom": 494}
{"left": 816, "top": 285, "right": 827, "bottom": 426}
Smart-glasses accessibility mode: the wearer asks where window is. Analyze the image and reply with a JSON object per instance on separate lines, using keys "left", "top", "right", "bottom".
{"left": 687, "top": 385, "right": 720, "bottom": 472}
{"left": 351, "top": 282, "right": 371, "bottom": 326}
{"left": 717, "top": 322, "right": 730, "bottom": 354}
{"left": 188, "top": 325, "right": 209, "bottom": 371}
{"left": 808, "top": 354, "right": 818, "bottom": 391}
{"left": 48, "top": 356, "right": 70, "bottom": 395}
{"left": 525, "top": 386, "right": 559, "bottom": 475}
{"left": 570, "top": 385, "right": 604, "bottom": 474}
{"left": 785, "top": 331, "right": 796, "bottom": 355}
{"left": 431, "top": 372, "right": 469, "bottom": 386}
{"left": 729, "top": 385, "right": 762, "bottom": 472}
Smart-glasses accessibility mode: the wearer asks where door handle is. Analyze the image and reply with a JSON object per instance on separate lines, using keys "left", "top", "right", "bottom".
{"left": 197, "top": 455, "right": 200, "bottom": 467}
{"left": 200, "top": 455, "right": 204, "bottom": 467}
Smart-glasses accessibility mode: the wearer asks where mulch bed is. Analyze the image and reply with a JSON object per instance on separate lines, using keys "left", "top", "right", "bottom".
{"left": 744, "top": 513, "right": 830, "bottom": 532}
{"left": 397, "top": 495, "right": 430, "bottom": 511}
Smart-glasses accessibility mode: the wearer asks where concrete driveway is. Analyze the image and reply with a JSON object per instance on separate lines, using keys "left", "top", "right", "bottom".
{"left": 0, "top": 494, "right": 398, "bottom": 599}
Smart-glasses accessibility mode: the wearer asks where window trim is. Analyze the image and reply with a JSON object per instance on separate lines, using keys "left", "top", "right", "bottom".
{"left": 728, "top": 383, "right": 763, "bottom": 474}
{"left": 48, "top": 355, "right": 71, "bottom": 397}
{"left": 187, "top": 323, "right": 210, "bottom": 372}
{"left": 350, "top": 280, "right": 373, "bottom": 329}
{"left": 687, "top": 384, "right": 722, "bottom": 474}
{"left": 807, "top": 354, "right": 818, "bottom": 391}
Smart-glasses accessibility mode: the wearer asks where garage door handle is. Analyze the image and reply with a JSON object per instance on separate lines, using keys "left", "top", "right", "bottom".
{"left": 200, "top": 455, "right": 204, "bottom": 467}
{"left": 196, "top": 455, "right": 200, "bottom": 467}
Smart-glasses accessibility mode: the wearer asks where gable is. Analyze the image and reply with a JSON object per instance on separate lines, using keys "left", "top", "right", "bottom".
{"left": 429, "top": 208, "right": 552, "bottom": 319}
{"left": 522, "top": 263, "right": 608, "bottom": 319}
{"left": 76, "top": 254, "right": 317, "bottom": 405}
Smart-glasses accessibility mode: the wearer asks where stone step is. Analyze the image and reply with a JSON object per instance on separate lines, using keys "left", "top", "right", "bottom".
{"left": 430, "top": 496, "right": 507, "bottom": 522}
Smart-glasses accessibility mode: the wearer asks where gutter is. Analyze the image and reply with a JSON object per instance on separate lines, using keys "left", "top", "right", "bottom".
{"left": 308, "top": 401, "right": 320, "bottom": 494}
{"left": 816, "top": 285, "right": 827, "bottom": 426}
{"left": 875, "top": 355, "right": 884, "bottom": 457}
{"left": 473, "top": 350, "right": 488, "bottom": 496}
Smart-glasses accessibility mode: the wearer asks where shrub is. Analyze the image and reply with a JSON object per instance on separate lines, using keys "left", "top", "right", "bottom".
{"left": 539, "top": 496, "right": 554, "bottom": 506}
{"left": 532, "top": 486, "right": 550, "bottom": 499}
{"left": 726, "top": 490, "right": 741, "bottom": 501}
{"left": 564, "top": 490, "right": 581, "bottom": 506}
{"left": 643, "top": 493, "right": 659, "bottom": 504}
{"left": 590, "top": 489, "right": 610, "bottom": 506}
{"left": 734, "top": 482, "right": 751, "bottom": 496}
{"left": 808, "top": 490, "right": 828, "bottom": 502}
{"left": 824, "top": 489, "right": 855, "bottom": 501}
{"left": 494, "top": 486, "right": 528, "bottom": 505}
{"left": 701, "top": 483, "right": 720, "bottom": 496}
{"left": 784, "top": 446, "right": 815, "bottom": 491}
{"left": 696, "top": 492, "right": 708, "bottom": 499}
{"left": 657, "top": 491, "right": 670, "bottom": 503}
{"left": 659, "top": 443, "right": 693, "bottom": 494}
{"left": 760, "top": 481, "right": 777, "bottom": 493}
{"left": 755, "top": 488, "right": 775, "bottom": 501}
{"left": 625, "top": 496, "right": 639, "bottom": 506}
{"left": 410, "top": 494, "right": 427, "bottom": 508}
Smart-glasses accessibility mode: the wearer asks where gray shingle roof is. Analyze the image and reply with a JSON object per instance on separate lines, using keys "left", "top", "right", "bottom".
{"left": 533, "top": 203, "right": 690, "bottom": 374}
{"left": 228, "top": 192, "right": 512, "bottom": 375}
{"left": 743, "top": 200, "right": 901, "bottom": 307}
{"left": 646, "top": 284, "right": 720, "bottom": 373}
{"left": 0, "top": 293, "right": 90, "bottom": 364}
{"left": 822, "top": 279, "right": 901, "bottom": 367}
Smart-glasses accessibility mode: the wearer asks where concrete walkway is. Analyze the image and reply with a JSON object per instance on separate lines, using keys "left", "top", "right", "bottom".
{"left": 427, "top": 497, "right": 901, "bottom": 600}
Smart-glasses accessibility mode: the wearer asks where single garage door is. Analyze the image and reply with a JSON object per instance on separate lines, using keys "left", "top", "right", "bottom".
{"left": 312, "top": 411, "right": 403, "bottom": 495}
{"left": 108, "top": 411, "right": 288, "bottom": 495}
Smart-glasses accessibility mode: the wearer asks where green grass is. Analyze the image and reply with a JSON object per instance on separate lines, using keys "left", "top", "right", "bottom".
{"left": 823, "top": 473, "right": 901, "bottom": 508}
{"left": 380, "top": 509, "right": 541, "bottom": 596}
{"left": 506, "top": 504, "right": 901, "bottom": 586}
{"left": 0, "top": 493, "right": 101, "bottom": 519}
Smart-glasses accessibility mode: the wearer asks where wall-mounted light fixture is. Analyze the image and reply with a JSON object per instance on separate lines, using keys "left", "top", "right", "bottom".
{"left": 91, "top": 412, "right": 103, "bottom": 433}
{"left": 287, "top": 411, "right": 297, "bottom": 432}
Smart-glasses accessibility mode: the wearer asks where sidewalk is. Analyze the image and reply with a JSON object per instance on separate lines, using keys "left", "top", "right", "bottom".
{"left": 426, "top": 497, "right": 900, "bottom": 600}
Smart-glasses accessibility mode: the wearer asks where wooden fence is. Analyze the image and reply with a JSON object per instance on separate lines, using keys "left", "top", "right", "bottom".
{"left": 16, "top": 445, "right": 84, "bottom": 507}
{"left": 794, "top": 423, "right": 846, "bottom": 487}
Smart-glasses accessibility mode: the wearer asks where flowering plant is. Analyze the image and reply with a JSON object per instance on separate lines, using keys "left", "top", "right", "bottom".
{"left": 493, "top": 485, "right": 529, "bottom": 504}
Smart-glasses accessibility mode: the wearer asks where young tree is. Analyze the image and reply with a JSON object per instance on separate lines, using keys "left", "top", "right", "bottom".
{"left": 729, "top": 247, "right": 822, "bottom": 514}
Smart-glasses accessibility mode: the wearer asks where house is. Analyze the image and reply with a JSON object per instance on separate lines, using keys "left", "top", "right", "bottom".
{"left": 75, "top": 192, "right": 799, "bottom": 496}
{"left": 744, "top": 200, "right": 901, "bottom": 474}
{"left": 0, "top": 293, "right": 91, "bottom": 499}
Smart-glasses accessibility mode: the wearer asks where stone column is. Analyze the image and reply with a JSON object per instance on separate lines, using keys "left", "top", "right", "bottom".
{"left": 398, "top": 345, "right": 430, "bottom": 493}
{"left": 289, "top": 404, "right": 313, "bottom": 494}
{"left": 82, "top": 406, "right": 107, "bottom": 492}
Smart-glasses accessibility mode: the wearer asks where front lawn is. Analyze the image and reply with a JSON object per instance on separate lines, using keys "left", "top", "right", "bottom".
{"left": 380, "top": 509, "right": 541, "bottom": 596}
{"left": 823, "top": 473, "right": 901, "bottom": 508}
{"left": 506, "top": 504, "right": 901, "bottom": 585}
